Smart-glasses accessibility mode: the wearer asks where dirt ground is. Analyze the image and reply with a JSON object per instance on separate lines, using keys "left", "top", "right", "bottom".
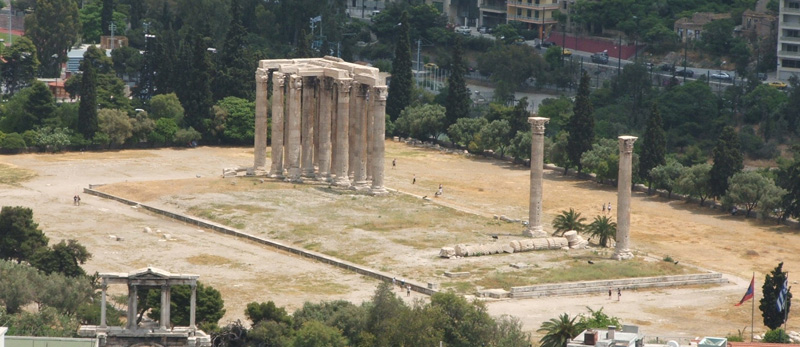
{"left": 1, "top": 142, "right": 798, "bottom": 341}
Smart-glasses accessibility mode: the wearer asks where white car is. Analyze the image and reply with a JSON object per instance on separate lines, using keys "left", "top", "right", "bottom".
{"left": 711, "top": 72, "right": 732, "bottom": 80}
{"left": 455, "top": 26, "right": 471, "bottom": 36}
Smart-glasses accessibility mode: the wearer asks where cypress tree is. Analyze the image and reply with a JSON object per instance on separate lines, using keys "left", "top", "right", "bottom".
{"left": 386, "top": 11, "right": 413, "bottom": 122}
{"left": 101, "top": 0, "right": 114, "bottom": 36}
{"left": 445, "top": 36, "right": 470, "bottom": 128}
{"left": 760, "top": 262, "right": 792, "bottom": 330}
{"left": 176, "top": 34, "right": 214, "bottom": 135}
{"left": 709, "top": 126, "right": 743, "bottom": 199}
{"left": 566, "top": 71, "right": 594, "bottom": 174}
{"left": 77, "top": 58, "right": 98, "bottom": 141}
{"left": 215, "top": 0, "right": 254, "bottom": 101}
{"left": 639, "top": 103, "right": 667, "bottom": 193}
{"left": 294, "top": 29, "right": 312, "bottom": 58}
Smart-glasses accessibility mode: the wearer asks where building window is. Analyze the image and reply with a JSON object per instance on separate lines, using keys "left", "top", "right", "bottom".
{"left": 788, "top": 29, "right": 800, "bottom": 37}
{"left": 789, "top": 1, "right": 800, "bottom": 9}
{"left": 786, "top": 44, "right": 800, "bottom": 52}
{"left": 528, "top": 9, "right": 532, "bottom": 17}
{"left": 783, "top": 59, "right": 800, "bottom": 68}
{"left": 517, "top": 8, "right": 522, "bottom": 16}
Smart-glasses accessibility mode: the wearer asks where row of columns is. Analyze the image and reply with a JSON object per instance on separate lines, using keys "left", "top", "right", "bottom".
{"left": 256, "top": 69, "right": 387, "bottom": 194}
{"left": 525, "top": 115, "right": 637, "bottom": 260}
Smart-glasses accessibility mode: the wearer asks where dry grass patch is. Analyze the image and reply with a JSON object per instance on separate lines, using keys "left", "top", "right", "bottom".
{"left": 186, "top": 254, "right": 235, "bottom": 266}
{"left": 0, "top": 163, "right": 37, "bottom": 186}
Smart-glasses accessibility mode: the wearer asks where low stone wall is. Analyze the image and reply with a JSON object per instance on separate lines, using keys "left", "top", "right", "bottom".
{"left": 506, "top": 272, "right": 726, "bottom": 298}
{"left": 83, "top": 188, "right": 439, "bottom": 296}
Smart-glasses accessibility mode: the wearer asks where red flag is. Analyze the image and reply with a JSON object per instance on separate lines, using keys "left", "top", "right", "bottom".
{"left": 735, "top": 275, "right": 755, "bottom": 306}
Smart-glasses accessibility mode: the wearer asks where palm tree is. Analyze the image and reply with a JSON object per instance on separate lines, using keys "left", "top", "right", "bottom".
{"left": 584, "top": 215, "right": 617, "bottom": 247}
{"left": 538, "top": 313, "right": 582, "bottom": 347}
{"left": 552, "top": 208, "right": 587, "bottom": 236}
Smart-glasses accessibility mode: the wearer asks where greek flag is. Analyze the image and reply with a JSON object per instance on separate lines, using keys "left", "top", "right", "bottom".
{"left": 776, "top": 278, "right": 789, "bottom": 312}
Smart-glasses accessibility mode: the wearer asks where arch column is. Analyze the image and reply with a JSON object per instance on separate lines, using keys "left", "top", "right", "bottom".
{"left": 613, "top": 135, "right": 637, "bottom": 260}
{"left": 159, "top": 285, "right": 170, "bottom": 331}
{"left": 524, "top": 116, "right": 549, "bottom": 237}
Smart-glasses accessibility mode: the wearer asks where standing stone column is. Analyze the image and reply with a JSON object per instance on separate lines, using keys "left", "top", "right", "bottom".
{"left": 333, "top": 79, "right": 352, "bottom": 187}
{"left": 524, "top": 116, "right": 550, "bottom": 237}
{"left": 159, "top": 285, "right": 169, "bottom": 330}
{"left": 370, "top": 86, "right": 388, "bottom": 195}
{"left": 253, "top": 69, "right": 269, "bottom": 172}
{"left": 269, "top": 72, "right": 286, "bottom": 178}
{"left": 189, "top": 283, "right": 197, "bottom": 331}
{"left": 100, "top": 280, "right": 108, "bottom": 328}
{"left": 285, "top": 74, "right": 303, "bottom": 182}
{"left": 366, "top": 87, "right": 374, "bottom": 181}
{"left": 317, "top": 77, "right": 333, "bottom": 181}
{"left": 348, "top": 82, "right": 360, "bottom": 180}
{"left": 353, "top": 84, "right": 369, "bottom": 189}
{"left": 613, "top": 135, "right": 638, "bottom": 260}
{"left": 301, "top": 77, "right": 317, "bottom": 178}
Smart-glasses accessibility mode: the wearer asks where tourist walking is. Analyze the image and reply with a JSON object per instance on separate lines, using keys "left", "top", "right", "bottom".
{"left": 392, "top": 158, "right": 396, "bottom": 169}
{"left": 617, "top": 288, "right": 621, "bottom": 301}
{"left": 608, "top": 288, "right": 612, "bottom": 299}
{"left": 412, "top": 175, "right": 416, "bottom": 184}
{"left": 607, "top": 202, "right": 612, "bottom": 214}
{"left": 407, "top": 285, "right": 411, "bottom": 297}
{"left": 602, "top": 203, "right": 606, "bottom": 213}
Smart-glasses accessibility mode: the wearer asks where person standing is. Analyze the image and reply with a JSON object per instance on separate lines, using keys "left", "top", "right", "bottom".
{"left": 617, "top": 288, "right": 621, "bottom": 301}
{"left": 602, "top": 203, "right": 606, "bottom": 213}
{"left": 607, "top": 202, "right": 612, "bottom": 214}
{"left": 407, "top": 285, "right": 411, "bottom": 297}
{"left": 608, "top": 288, "right": 612, "bottom": 299}
{"left": 392, "top": 158, "right": 396, "bottom": 169}
{"left": 412, "top": 175, "right": 416, "bottom": 184}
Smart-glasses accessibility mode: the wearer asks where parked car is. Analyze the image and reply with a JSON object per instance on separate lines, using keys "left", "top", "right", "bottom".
{"left": 659, "top": 63, "right": 674, "bottom": 72}
{"left": 455, "top": 26, "right": 471, "bottom": 36}
{"left": 562, "top": 48, "right": 572, "bottom": 56}
{"left": 711, "top": 72, "right": 732, "bottom": 80}
{"left": 591, "top": 52, "right": 609, "bottom": 64}
{"left": 757, "top": 72, "right": 768, "bottom": 81}
{"left": 424, "top": 63, "right": 438, "bottom": 69}
{"left": 768, "top": 81, "right": 788, "bottom": 89}
{"left": 674, "top": 69, "right": 694, "bottom": 77}
{"left": 541, "top": 41, "right": 555, "bottom": 48}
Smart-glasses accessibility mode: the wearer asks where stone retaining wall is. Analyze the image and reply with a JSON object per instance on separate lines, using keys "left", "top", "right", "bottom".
{"left": 83, "top": 188, "right": 439, "bottom": 296}
{"left": 506, "top": 272, "right": 726, "bottom": 298}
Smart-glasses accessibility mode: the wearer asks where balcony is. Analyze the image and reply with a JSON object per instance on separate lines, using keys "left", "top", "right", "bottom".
{"left": 480, "top": 3, "right": 507, "bottom": 12}
{"left": 507, "top": 1, "right": 560, "bottom": 10}
{"left": 779, "top": 49, "right": 800, "bottom": 56}
{"left": 781, "top": 20, "right": 800, "bottom": 29}
{"left": 782, "top": 6, "right": 800, "bottom": 14}
{"left": 780, "top": 35, "right": 800, "bottom": 42}
{"left": 507, "top": 14, "right": 558, "bottom": 24}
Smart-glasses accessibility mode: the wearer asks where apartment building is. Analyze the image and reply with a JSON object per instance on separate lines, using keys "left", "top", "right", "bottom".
{"left": 507, "top": 0, "right": 559, "bottom": 39}
{"left": 777, "top": 0, "right": 800, "bottom": 80}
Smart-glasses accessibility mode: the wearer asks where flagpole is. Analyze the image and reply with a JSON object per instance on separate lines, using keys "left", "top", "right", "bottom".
{"left": 752, "top": 272, "right": 755, "bottom": 342}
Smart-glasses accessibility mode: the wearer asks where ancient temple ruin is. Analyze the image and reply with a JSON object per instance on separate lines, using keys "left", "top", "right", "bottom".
{"left": 253, "top": 57, "right": 388, "bottom": 194}
{"left": 78, "top": 267, "right": 211, "bottom": 347}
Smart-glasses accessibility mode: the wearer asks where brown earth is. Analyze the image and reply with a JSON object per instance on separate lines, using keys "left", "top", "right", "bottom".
{"left": 1, "top": 142, "right": 797, "bottom": 341}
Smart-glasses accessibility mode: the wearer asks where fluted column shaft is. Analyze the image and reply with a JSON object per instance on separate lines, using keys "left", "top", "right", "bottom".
{"left": 353, "top": 84, "right": 369, "bottom": 189}
{"left": 318, "top": 78, "right": 333, "bottom": 180}
{"left": 269, "top": 72, "right": 285, "bottom": 178}
{"left": 286, "top": 74, "right": 303, "bottom": 182}
{"left": 525, "top": 117, "right": 550, "bottom": 237}
{"left": 254, "top": 69, "right": 269, "bottom": 171}
{"left": 370, "top": 86, "right": 388, "bottom": 194}
{"left": 159, "top": 285, "right": 169, "bottom": 330}
{"left": 614, "top": 136, "right": 638, "bottom": 260}
{"left": 301, "top": 77, "right": 317, "bottom": 177}
{"left": 348, "top": 82, "right": 360, "bottom": 180}
{"left": 333, "top": 79, "right": 352, "bottom": 187}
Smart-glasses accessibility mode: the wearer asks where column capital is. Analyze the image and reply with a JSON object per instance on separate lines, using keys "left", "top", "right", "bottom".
{"left": 322, "top": 76, "right": 334, "bottom": 90}
{"left": 336, "top": 78, "right": 353, "bottom": 94}
{"left": 288, "top": 74, "right": 303, "bottom": 90}
{"left": 256, "top": 68, "right": 269, "bottom": 83}
{"left": 528, "top": 116, "right": 550, "bottom": 135}
{"left": 618, "top": 136, "right": 638, "bottom": 154}
{"left": 373, "top": 85, "right": 388, "bottom": 101}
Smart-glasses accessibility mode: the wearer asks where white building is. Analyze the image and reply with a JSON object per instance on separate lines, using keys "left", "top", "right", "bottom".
{"left": 567, "top": 325, "right": 643, "bottom": 347}
{"left": 777, "top": 0, "right": 800, "bottom": 80}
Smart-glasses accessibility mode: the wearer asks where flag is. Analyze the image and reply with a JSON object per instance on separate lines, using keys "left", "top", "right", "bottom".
{"left": 735, "top": 275, "right": 755, "bottom": 306}
{"left": 310, "top": 15, "right": 322, "bottom": 23}
{"left": 777, "top": 278, "right": 789, "bottom": 312}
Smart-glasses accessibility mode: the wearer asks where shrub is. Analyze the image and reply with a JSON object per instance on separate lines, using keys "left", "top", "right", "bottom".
{"left": 0, "top": 132, "right": 27, "bottom": 150}
{"left": 763, "top": 328, "right": 790, "bottom": 343}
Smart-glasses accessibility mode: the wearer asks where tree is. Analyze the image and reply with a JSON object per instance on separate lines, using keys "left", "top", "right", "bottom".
{"left": 722, "top": 171, "right": 787, "bottom": 218}
{"left": 639, "top": 103, "right": 666, "bottom": 193}
{"left": 77, "top": 57, "right": 99, "bottom": 141}
{"left": 0, "top": 206, "right": 49, "bottom": 264}
{"left": 476, "top": 44, "right": 543, "bottom": 102}
{"left": 537, "top": 96, "right": 573, "bottom": 136}
{"left": 760, "top": 262, "right": 792, "bottom": 330}
{"left": 479, "top": 119, "right": 512, "bottom": 157}
{"left": 507, "top": 130, "right": 532, "bottom": 161}
{"left": 585, "top": 215, "right": 617, "bottom": 247}
{"left": 366, "top": 282, "right": 408, "bottom": 346}
{"left": 546, "top": 132, "right": 571, "bottom": 173}
{"left": 538, "top": 313, "right": 581, "bottom": 347}
{"left": 430, "top": 291, "right": 496, "bottom": 347}
{"left": 577, "top": 306, "right": 621, "bottom": 329}
{"left": 214, "top": 0, "right": 255, "bottom": 101}
{"left": 394, "top": 104, "right": 446, "bottom": 140}
{"left": 100, "top": 0, "right": 113, "bottom": 35}
{"left": 176, "top": 34, "right": 214, "bottom": 136}
{"left": 649, "top": 159, "right": 685, "bottom": 199}
{"left": 447, "top": 117, "right": 488, "bottom": 152}
{"left": 0, "top": 36, "right": 40, "bottom": 96}
{"left": 386, "top": 11, "right": 413, "bottom": 121}
{"left": 567, "top": 71, "right": 594, "bottom": 174}
{"left": 245, "top": 301, "right": 292, "bottom": 326}
{"left": 24, "top": 0, "right": 80, "bottom": 77}
{"left": 0, "top": 81, "right": 56, "bottom": 134}
{"left": 148, "top": 282, "right": 226, "bottom": 329}
{"left": 580, "top": 138, "right": 619, "bottom": 183}
{"left": 149, "top": 93, "right": 185, "bottom": 124}
{"left": 214, "top": 97, "right": 255, "bottom": 144}
{"left": 445, "top": 36, "right": 470, "bottom": 128}
{"left": 776, "top": 155, "right": 800, "bottom": 221}
{"left": 30, "top": 239, "right": 91, "bottom": 277}
{"left": 292, "top": 320, "right": 348, "bottom": 347}
{"left": 710, "top": 126, "right": 744, "bottom": 199}
{"left": 150, "top": 118, "right": 179, "bottom": 145}
{"left": 702, "top": 19, "right": 735, "bottom": 56}
{"left": 97, "top": 109, "right": 133, "bottom": 147}
{"left": 0, "top": 259, "right": 43, "bottom": 313}
{"left": 676, "top": 163, "right": 713, "bottom": 206}
{"left": 552, "top": 208, "right": 587, "bottom": 236}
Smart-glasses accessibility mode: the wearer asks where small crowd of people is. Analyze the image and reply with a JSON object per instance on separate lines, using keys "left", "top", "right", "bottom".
{"left": 392, "top": 277, "right": 412, "bottom": 297}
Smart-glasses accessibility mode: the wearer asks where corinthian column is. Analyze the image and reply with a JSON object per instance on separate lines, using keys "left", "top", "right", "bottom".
{"left": 317, "top": 77, "right": 333, "bottom": 181}
{"left": 333, "top": 79, "right": 352, "bottom": 187}
{"left": 352, "top": 84, "right": 369, "bottom": 190}
{"left": 285, "top": 74, "right": 303, "bottom": 182}
{"left": 301, "top": 77, "right": 317, "bottom": 178}
{"left": 269, "top": 72, "right": 285, "bottom": 178}
{"left": 524, "top": 116, "right": 550, "bottom": 238}
{"left": 348, "top": 82, "right": 360, "bottom": 180}
{"left": 253, "top": 69, "right": 269, "bottom": 172}
{"left": 613, "top": 135, "right": 638, "bottom": 260}
{"left": 370, "top": 86, "right": 388, "bottom": 195}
